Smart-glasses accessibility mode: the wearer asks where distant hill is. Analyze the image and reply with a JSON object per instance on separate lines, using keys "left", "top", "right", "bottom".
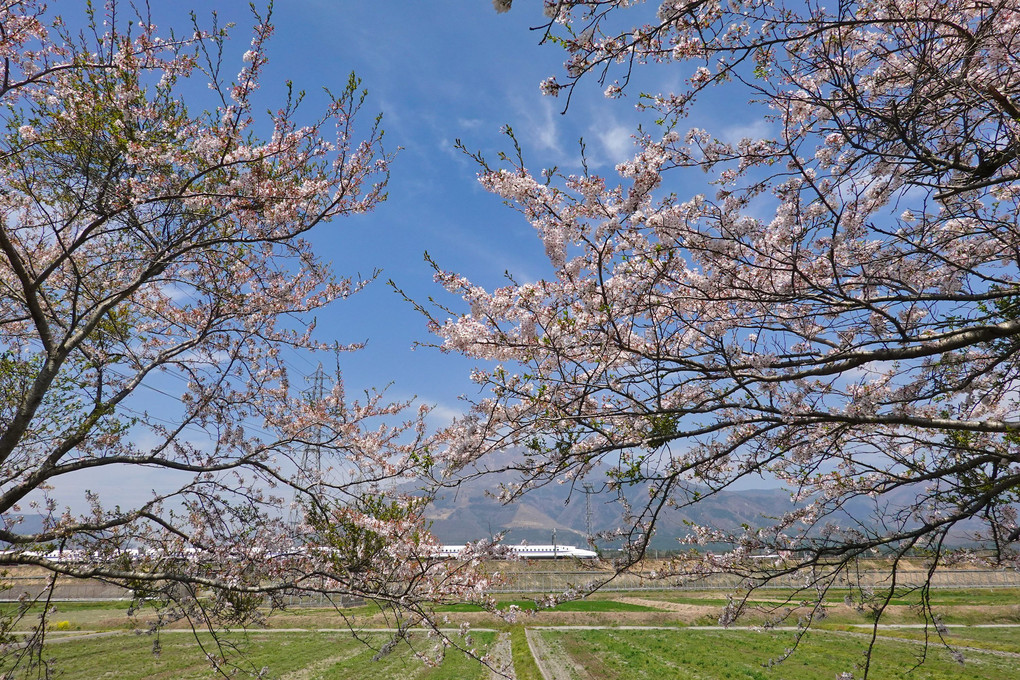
{"left": 423, "top": 454, "right": 987, "bottom": 550}
{"left": 425, "top": 465, "right": 792, "bottom": 550}
{"left": 0, "top": 514, "right": 46, "bottom": 542}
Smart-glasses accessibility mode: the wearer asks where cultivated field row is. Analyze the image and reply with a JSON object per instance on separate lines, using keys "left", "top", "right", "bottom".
{"left": 4, "top": 583, "right": 1020, "bottom": 679}
{"left": 5, "top": 564, "right": 1020, "bottom": 602}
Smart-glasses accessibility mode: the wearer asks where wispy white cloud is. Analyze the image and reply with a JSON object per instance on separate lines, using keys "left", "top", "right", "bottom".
{"left": 511, "top": 96, "right": 569, "bottom": 164}
{"left": 590, "top": 118, "right": 635, "bottom": 167}
{"left": 427, "top": 401, "right": 468, "bottom": 427}
{"left": 718, "top": 117, "right": 776, "bottom": 146}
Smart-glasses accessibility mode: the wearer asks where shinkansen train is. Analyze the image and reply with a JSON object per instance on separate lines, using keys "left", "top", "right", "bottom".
{"left": 2, "top": 542, "right": 600, "bottom": 565}
{"left": 436, "top": 544, "right": 598, "bottom": 559}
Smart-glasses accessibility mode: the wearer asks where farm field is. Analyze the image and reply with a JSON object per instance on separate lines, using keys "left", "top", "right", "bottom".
{"left": 7, "top": 623, "right": 1019, "bottom": 679}
{"left": 2, "top": 584, "right": 1019, "bottom": 678}
{"left": 14, "top": 630, "right": 500, "bottom": 680}
{"left": 528, "top": 628, "right": 1020, "bottom": 680}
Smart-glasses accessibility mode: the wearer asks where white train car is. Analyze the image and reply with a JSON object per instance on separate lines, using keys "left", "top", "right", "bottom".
{"left": 436, "top": 544, "right": 598, "bottom": 559}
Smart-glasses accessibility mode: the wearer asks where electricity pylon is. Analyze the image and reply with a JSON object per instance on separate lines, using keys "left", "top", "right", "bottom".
{"left": 583, "top": 483, "right": 596, "bottom": 542}
{"left": 288, "top": 363, "right": 327, "bottom": 530}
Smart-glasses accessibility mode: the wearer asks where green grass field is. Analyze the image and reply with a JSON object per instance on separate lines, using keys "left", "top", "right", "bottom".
{"left": 851, "top": 626, "right": 1020, "bottom": 655}
{"left": 435, "top": 598, "right": 657, "bottom": 614}
{"left": 3, "top": 585, "right": 1019, "bottom": 678}
{"left": 9, "top": 625, "right": 1018, "bottom": 680}
{"left": 655, "top": 586, "right": 1020, "bottom": 609}
{"left": 538, "top": 628, "right": 1020, "bottom": 680}
{"left": 5, "top": 631, "right": 497, "bottom": 680}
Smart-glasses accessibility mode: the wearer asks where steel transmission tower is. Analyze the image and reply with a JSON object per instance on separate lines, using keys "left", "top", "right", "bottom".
{"left": 583, "top": 483, "right": 595, "bottom": 541}
{"left": 288, "top": 363, "right": 328, "bottom": 530}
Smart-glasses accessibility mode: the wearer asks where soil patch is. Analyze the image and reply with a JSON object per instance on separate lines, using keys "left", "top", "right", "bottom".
{"left": 526, "top": 628, "right": 578, "bottom": 680}
{"left": 487, "top": 631, "right": 515, "bottom": 679}
{"left": 613, "top": 597, "right": 717, "bottom": 621}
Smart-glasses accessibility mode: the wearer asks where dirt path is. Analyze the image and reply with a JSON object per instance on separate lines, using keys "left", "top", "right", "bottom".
{"left": 487, "top": 631, "right": 515, "bottom": 679}
{"left": 525, "top": 627, "right": 575, "bottom": 680}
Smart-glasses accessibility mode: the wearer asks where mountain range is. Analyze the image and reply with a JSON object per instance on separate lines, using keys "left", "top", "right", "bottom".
{"left": 425, "top": 468, "right": 794, "bottom": 550}
{"left": 424, "top": 460, "right": 986, "bottom": 550}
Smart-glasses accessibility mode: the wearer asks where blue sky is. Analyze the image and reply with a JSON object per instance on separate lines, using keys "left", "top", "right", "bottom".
{"left": 165, "top": 0, "right": 768, "bottom": 418}
{"left": 37, "top": 0, "right": 662, "bottom": 512}
{"left": 196, "top": 0, "right": 655, "bottom": 418}
{"left": 42, "top": 1, "right": 774, "bottom": 512}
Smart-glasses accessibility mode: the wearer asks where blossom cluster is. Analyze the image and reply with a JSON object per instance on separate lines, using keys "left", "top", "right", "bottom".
{"left": 435, "top": 0, "right": 1020, "bottom": 648}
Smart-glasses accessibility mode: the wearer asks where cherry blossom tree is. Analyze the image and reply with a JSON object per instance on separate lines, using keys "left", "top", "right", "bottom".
{"left": 0, "top": 1, "right": 488, "bottom": 674}
{"left": 433, "top": 0, "right": 1020, "bottom": 669}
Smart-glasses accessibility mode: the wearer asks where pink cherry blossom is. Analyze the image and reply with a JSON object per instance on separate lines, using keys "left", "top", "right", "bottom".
{"left": 432, "top": 2, "right": 1020, "bottom": 671}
